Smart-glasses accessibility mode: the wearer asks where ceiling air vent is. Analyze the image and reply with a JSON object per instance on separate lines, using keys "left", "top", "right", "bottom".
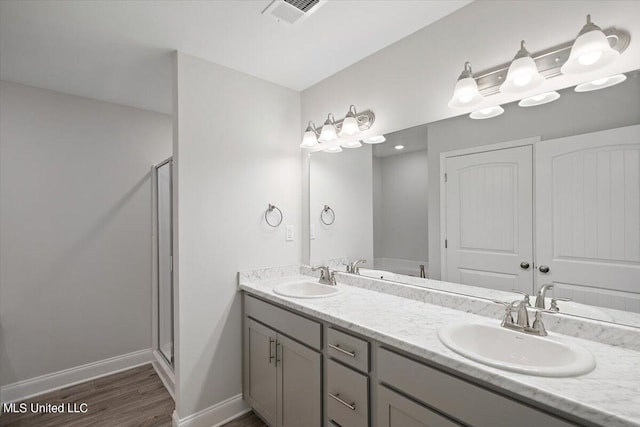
{"left": 262, "top": 0, "right": 325, "bottom": 24}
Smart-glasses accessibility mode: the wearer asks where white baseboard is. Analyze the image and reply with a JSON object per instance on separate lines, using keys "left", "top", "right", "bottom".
{"left": 0, "top": 348, "right": 153, "bottom": 404}
{"left": 176, "top": 394, "right": 250, "bottom": 427}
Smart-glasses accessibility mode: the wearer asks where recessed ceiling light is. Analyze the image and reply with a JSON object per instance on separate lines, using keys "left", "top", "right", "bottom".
{"left": 574, "top": 74, "right": 627, "bottom": 92}
{"left": 394, "top": 145, "right": 405, "bottom": 150}
{"left": 469, "top": 105, "right": 505, "bottom": 120}
{"left": 363, "top": 135, "right": 386, "bottom": 144}
{"left": 518, "top": 91, "right": 561, "bottom": 107}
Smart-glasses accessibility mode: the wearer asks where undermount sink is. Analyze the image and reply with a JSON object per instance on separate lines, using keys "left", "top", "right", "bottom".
{"left": 273, "top": 280, "right": 341, "bottom": 299}
{"left": 438, "top": 322, "right": 596, "bottom": 377}
{"left": 359, "top": 268, "right": 393, "bottom": 279}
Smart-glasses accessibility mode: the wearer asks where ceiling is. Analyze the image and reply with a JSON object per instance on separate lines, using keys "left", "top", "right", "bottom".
{"left": 0, "top": 0, "right": 470, "bottom": 114}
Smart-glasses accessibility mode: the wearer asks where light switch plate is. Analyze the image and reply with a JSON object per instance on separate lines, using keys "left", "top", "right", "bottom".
{"left": 286, "top": 225, "right": 294, "bottom": 241}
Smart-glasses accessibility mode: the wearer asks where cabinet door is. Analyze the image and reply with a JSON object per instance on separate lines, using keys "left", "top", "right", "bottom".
{"left": 277, "top": 333, "right": 322, "bottom": 427}
{"left": 377, "top": 385, "right": 460, "bottom": 427}
{"left": 244, "top": 318, "right": 277, "bottom": 426}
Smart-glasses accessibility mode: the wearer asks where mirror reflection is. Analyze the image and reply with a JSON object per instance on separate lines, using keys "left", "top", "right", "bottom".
{"left": 309, "top": 70, "right": 640, "bottom": 328}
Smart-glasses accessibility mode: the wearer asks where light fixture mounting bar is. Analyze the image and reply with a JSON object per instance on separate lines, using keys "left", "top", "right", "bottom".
{"left": 310, "top": 109, "right": 376, "bottom": 136}
{"left": 475, "top": 27, "right": 630, "bottom": 96}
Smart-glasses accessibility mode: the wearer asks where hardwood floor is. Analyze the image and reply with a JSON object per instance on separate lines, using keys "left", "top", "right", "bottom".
{"left": 222, "top": 411, "right": 268, "bottom": 427}
{"left": 0, "top": 364, "right": 174, "bottom": 427}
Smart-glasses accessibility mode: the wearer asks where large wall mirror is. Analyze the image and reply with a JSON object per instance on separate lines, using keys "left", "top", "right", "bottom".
{"left": 309, "top": 70, "right": 640, "bottom": 328}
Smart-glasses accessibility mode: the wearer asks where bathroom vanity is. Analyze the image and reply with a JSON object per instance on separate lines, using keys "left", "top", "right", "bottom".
{"left": 239, "top": 267, "right": 640, "bottom": 427}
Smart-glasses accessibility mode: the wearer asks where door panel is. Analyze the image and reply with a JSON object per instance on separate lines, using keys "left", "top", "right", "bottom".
{"left": 245, "top": 318, "right": 277, "bottom": 426}
{"left": 377, "top": 385, "right": 460, "bottom": 427}
{"left": 536, "top": 125, "right": 640, "bottom": 309}
{"left": 445, "top": 145, "right": 534, "bottom": 293}
{"left": 277, "top": 334, "right": 322, "bottom": 427}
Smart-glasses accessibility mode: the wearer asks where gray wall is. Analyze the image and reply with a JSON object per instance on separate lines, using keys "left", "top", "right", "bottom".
{"left": 0, "top": 81, "right": 172, "bottom": 386}
{"left": 427, "top": 73, "right": 640, "bottom": 279}
{"left": 310, "top": 146, "right": 373, "bottom": 265}
{"left": 173, "top": 52, "right": 301, "bottom": 419}
{"left": 373, "top": 149, "right": 428, "bottom": 265}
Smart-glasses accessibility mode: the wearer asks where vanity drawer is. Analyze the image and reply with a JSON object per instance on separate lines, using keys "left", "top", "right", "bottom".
{"left": 244, "top": 294, "right": 321, "bottom": 350}
{"left": 327, "top": 359, "right": 369, "bottom": 427}
{"left": 327, "top": 327, "right": 369, "bottom": 373}
{"left": 377, "top": 347, "right": 574, "bottom": 427}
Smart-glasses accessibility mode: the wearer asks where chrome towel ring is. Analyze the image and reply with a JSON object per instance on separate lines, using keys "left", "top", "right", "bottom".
{"left": 265, "top": 204, "right": 283, "bottom": 227}
{"left": 321, "top": 205, "right": 335, "bottom": 225}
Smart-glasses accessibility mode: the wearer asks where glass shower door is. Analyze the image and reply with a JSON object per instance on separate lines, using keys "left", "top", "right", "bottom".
{"left": 156, "top": 159, "right": 174, "bottom": 366}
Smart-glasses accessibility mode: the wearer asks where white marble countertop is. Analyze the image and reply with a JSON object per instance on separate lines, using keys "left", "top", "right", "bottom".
{"left": 238, "top": 270, "right": 640, "bottom": 427}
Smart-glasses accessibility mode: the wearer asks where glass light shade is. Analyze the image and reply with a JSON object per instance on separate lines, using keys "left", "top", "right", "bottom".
{"left": 363, "top": 135, "right": 386, "bottom": 144}
{"left": 341, "top": 139, "right": 362, "bottom": 148}
{"left": 518, "top": 91, "right": 561, "bottom": 107}
{"left": 469, "top": 105, "right": 504, "bottom": 120}
{"left": 500, "top": 56, "right": 544, "bottom": 93}
{"left": 339, "top": 116, "right": 360, "bottom": 137}
{"left": 323, "top": 146, "right": 343, "bottom": 153}
{"left": 318, "top": 122, "right": 338, "bottom": 143}
{"left": 574, "top": 74, "right": 626, "bottom": 92}
{"left": 448, "top": 77, "right": 484, "bottom": 109}
{"left": 300, "top": 129, "right": 318, "bottom": 148}
{"left": 561, "top": 16, "right": 619, "bottom": 75}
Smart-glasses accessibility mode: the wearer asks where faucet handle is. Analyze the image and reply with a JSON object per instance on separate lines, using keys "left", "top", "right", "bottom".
{"left": 549, "top": 297, "right": 572, "bottom": 312}
{"left": 511, "top": 290, "right": 531, "bottom": 306}
{"left": 492, "top": 300, "right": 515, "bottom": 325}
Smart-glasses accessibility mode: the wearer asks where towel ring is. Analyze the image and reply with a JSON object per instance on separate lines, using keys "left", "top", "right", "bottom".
{"left": 320, "top": 205, "right": 335, "bottom": 225}
{"left": 265, "top": 204, "right": 283, "bottom": 227}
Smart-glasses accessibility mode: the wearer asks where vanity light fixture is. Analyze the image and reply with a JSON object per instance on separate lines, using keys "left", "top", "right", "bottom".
{"left": 363, "top": 135, "right": 386, "bottom": 144}
{"left": 574, "top": 74, "right": 627, "bottom": 92}
{"left": 448, "top": 14, "right": 629, "bottom": 119}
{"left": 448, "top": 62, "right": 484, "bottom": 109}
{"left": 300, "top": 121, "right": 319, "bottom": 148}
{"left": 561, "top": 15, "right": 620, "bottom": 75}
{"left": 338, "top": 105, "right": 361, "bottom": 137}
{"left": 394, "top": 145, "right": 405, "bottom": 150}
{"left": 469, "top": 105, "right": 505, "bottom": 120}
{"left": 323, "top": 146, "right": 343, "bottom": 154}
{"left": 318, "top": 114, "right": 338, "bottom": 143}
{"left": 518, "top": 91, "right": 561, "bottom": 107}
{"left": 500, "top": 41, "right": 544, "bottom": 94}
{"left": 301, "top": 106, "right": 377, "bottom": 152}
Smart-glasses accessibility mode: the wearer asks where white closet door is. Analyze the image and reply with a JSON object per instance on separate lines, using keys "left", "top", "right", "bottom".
{"left": 445, "top": 145, "right": 534, "bottom": 293}
{"left": 535, "top": 125, "right": 640, "bottom": 310}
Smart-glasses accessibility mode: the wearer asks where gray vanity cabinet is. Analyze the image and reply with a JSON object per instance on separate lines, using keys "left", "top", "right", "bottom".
{"left": 243, "top": 295, "right": 322, "bottom": 427}
{"left": 377, "top": 385, "right": 460, "bottom": 427}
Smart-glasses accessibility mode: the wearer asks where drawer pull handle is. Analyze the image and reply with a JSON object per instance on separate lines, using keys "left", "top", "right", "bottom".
{"left": 269, "top": 337, "right": 275, "bottom": 364}
{"left": 329, "top": 343, "right": 356, "bottom": 358}
{"left": 328, "top": 392, "right": 356, "bottom": 411}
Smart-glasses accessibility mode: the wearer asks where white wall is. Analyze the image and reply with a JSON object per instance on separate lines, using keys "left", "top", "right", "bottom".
{"left": 427, "top": 74, "right": 640, "bottom": 279}
{"left": 309, "top": 146, "right": 373, "bottom": 265}
{"left": 373, "top": 149, "right": 428, "bottom": 271}
{"left": 0, "top": 81, "right": 172, "bottom": 387}
{"left": 173, "top": 52, "right": 301, "bottom": 419}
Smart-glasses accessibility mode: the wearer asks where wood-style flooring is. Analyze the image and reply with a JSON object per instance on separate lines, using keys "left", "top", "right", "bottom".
{"left": 0, "top": 364, "right": 174, "bottom": 427}
{"left": 222, "top": 411, "right": 268, "bottom": 427}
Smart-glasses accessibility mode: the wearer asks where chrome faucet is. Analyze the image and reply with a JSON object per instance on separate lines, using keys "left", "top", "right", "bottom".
{"left": 344, "top": 259, "right": 366, "bottom": 275}
{"left": 493, "top": 292, "right": 552, "bottom": 336}
{"left": 311, "top": 265, "right": 337, "bottom": 286}
{"left": 535, "top": 284, "right": 554, "bottom": 309}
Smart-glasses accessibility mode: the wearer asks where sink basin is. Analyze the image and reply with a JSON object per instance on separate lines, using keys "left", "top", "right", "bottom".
{"left": 359, "top": 268, "right": 393, "bottom": 279}
{"left": 273, "top": 281, "right": 341, "bottom": 299}
{"left": 438, "top": 322, "right": 595, "bottom": 377}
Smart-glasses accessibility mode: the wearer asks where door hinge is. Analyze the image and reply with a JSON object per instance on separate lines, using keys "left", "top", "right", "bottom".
{"left": 444, "top": 173, "right": 448, "bottom": 182}
{"left": 445, "top": 239, "right": 448, "bottom": 249}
